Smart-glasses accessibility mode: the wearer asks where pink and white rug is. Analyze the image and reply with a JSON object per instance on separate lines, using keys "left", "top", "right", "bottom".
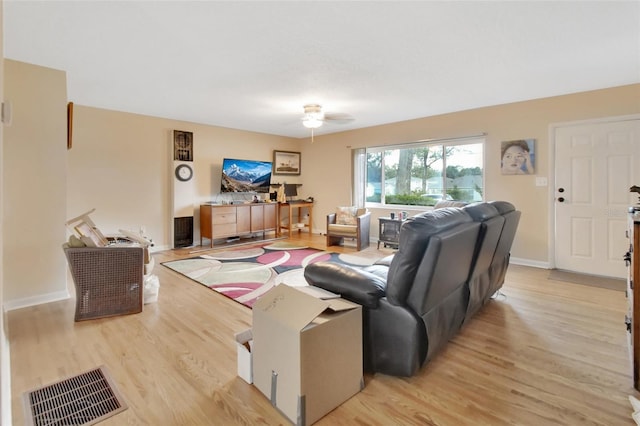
{"left": 161, "top": 241, "right": 378, "bottom": 308}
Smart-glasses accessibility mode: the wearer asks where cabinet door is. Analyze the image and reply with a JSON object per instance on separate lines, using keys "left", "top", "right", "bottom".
{"left": 264, "top": 204, "right": 277, "bottom": 231}
{"left": 236, "top": 205, "right": 251, "bottom": 234}
{"left": 251, "top": 205, "right": 265, "bottom": 232}
{"left": 212, "top": 206, "right": 237, "bottom": 237}
{"left": 200, "top": 205, "right": 212, "bottom": 239}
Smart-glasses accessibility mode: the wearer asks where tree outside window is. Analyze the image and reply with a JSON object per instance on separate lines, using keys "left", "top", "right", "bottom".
{"left": 365, "top": 139, "right": 484, "bottom": 207}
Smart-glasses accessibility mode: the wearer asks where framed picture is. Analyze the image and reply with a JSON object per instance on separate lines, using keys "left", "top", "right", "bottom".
{"left": 173, "top": 130, "right": 193, "bottom": 161}
{"left": 273, "top": 150, "right": 301, "bottom": 175}
{"left": 501, "top": 139, "right": 535, "bottom": 175}
{"left": 67, "top": 102, "right": 73, "bottom": 150}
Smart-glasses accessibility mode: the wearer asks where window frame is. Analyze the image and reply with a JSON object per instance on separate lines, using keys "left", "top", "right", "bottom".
{"left": 359, "top": 136, "right": 485, "bottom": 208}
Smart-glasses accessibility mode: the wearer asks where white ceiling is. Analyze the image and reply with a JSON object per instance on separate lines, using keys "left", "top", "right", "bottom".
{"left": 4, "top": 1, "right": 639, "bottom": 139}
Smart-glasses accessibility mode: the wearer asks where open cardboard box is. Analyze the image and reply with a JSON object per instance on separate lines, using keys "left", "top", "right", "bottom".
{"left": 235, "top": 329, "right": 253, "bottom": 384}
{"left": 252, "top": 284, "right": 363, "bottom": 426}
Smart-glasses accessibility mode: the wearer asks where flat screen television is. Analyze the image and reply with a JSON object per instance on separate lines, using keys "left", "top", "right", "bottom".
{"left": 220, "top": 158, "right": 272, "bottom": 193}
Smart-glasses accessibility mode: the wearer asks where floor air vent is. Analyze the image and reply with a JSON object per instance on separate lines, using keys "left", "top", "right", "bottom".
{"left": 23, "top": 365, "right": 128, "bottom": 426}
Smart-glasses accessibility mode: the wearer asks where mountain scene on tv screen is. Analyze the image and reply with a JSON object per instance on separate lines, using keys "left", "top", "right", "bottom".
{"left": 221, "top": 160, "right": 272, "bottom": 193}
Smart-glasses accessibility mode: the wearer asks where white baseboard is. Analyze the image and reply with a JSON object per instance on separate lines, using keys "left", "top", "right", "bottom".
{"left": 3, "top": 290, "right": 70, "bottom": 312}
{"left": 1, "top": 325, "right": 11, "bottom": 426}
{"left": 510, "top": 256, "right": 550, "bottom": 269}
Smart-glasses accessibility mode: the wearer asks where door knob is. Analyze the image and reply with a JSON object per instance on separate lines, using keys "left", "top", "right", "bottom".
{"left": 558, "top": 188, "right": 565, "bottom": 193}
{"left": 558, "top": 197, "right": 565, "bottom": 202}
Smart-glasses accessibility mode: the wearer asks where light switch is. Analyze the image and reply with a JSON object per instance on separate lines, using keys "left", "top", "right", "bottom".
{"left": 535, "top": 177, "right": 548, "bottom": 187}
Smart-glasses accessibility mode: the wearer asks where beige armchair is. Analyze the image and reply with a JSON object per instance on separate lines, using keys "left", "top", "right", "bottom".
{"left": 326, "top": 207, "right": 371, "bottom": 251}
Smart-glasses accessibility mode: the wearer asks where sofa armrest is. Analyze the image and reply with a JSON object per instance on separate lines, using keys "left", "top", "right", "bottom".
{"left": 327, "top": 213, "right": 337, "bottom": 225}
{"left": 304, "top": 261, "right": 386, "bottom": 308}
{"left": 374, "top": 254, "right": 395, "bottom": 266}
{"left": 357, "top": 211, "right": 371, "bottom": 236}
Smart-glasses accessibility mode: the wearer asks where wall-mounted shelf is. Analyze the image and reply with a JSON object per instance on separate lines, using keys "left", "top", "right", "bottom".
{"left": 270, "top": 183, "right": 302, "bottom": 187}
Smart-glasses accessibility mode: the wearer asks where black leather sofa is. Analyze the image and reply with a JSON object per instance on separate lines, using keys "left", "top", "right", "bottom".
{"left": 304, "top": 201, "right": 520, "bottom": 376}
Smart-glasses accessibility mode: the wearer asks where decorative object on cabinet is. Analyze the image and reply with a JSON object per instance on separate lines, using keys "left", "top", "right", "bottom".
{"left": 273, "top": 150, "right": 301, "bottom": 175}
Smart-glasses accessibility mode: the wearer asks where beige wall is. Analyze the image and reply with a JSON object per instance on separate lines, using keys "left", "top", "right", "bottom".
{"left": 3, "top": 60, "right": 69, "bottom": 308}
{"left": 302, "top": 84, "right": 640, "bottom": 264}
{"left": 0, "top": 1, "right": 9, "bottom": 423}
{"left": 68, "top": 106, "right": 300, "bottom": 248}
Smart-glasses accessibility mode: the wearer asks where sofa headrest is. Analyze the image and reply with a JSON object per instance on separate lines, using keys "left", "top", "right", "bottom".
{"left": 407, "top": 207, "right": 472, "bottom": 234}
{"left": 385, "top": 208, "right": 473, "bottom": 305}
{"left": 433, "top": 200, "right": 468, "bottom": 209}
{"left": 463, "top": 202, "right": 500, "bottom": 222}
{"left": 488, "top": 200, "right": 516, "bottom": 215}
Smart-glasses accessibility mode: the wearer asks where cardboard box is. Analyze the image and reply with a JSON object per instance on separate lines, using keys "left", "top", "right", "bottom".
{"left": 252, "top": 284, "right": 363, "bottom": 426}
{"left": 235, "top": 329, "right": 253, "bottom": 384}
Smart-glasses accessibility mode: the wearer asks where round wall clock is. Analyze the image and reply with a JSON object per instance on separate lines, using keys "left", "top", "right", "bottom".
{"left": 175, "top": 164, "right": 193, "bottom": 182}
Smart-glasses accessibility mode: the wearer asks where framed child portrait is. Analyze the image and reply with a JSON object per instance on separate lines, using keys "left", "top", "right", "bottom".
{"left": 501, "top": 139, "right": 535, "bottom": 175}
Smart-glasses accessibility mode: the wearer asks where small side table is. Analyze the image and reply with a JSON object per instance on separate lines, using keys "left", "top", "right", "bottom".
{"left": 378, "top": 217, "right": 405, "bottom": 249}
{"left": 279, "top": 202, "right": 314, "bottom": 238}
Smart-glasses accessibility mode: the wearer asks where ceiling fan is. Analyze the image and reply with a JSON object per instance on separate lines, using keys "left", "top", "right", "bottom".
{"left": 301, "top": 104, "right": 354, "bottom": 141}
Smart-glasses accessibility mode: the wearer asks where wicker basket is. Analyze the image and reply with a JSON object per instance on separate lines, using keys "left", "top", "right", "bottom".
{"left": 64, "top": 246, "right": 144, "bottom": 321}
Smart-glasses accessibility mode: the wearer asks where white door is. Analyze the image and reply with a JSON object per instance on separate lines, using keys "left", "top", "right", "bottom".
{"left": 555, "top": 118, "right": 640, "bottom": 278}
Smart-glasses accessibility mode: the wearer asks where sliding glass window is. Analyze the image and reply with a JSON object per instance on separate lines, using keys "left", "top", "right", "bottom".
{"left": 363, "top": 137, "right": 484, "bottom": 207}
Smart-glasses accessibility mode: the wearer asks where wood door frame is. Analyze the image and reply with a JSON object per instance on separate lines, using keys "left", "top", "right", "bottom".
{"left": 548, "top": 113, "right": 640, "bottom": 270}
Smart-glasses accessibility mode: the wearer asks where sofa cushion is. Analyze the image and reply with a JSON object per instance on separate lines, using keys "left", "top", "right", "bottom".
{"left": 386, "top": 208, "right": 473, "bottom": 305}
{"left": 336, "top": 206, "right": 358, "bottom": 225}
{"left": 327, "top": 223, "right": 358, "bottom": 236}
{"left": 434, "top": 200, "right": 468, "bottom": 209}
{"left": 304, "top": 262, "right": 386, "bottom": 308}
{"left": 463, "top": 202, "right": 500, "bottom": 222}
{"left": 488, "top": 200, "right": 515, "bottom": 215}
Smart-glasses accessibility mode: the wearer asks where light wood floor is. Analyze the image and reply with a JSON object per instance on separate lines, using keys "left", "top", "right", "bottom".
{"left": 8, "top": 233, "right": 638, "bottom": 425}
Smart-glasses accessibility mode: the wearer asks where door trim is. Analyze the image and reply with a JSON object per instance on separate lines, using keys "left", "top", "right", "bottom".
{"left": 548, "top": 114, "right": 640, "bottom": 270}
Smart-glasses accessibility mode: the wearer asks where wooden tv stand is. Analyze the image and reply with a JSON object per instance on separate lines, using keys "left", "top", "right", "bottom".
{"left": 200, "top": 203, "right": 277, "bottom": 247}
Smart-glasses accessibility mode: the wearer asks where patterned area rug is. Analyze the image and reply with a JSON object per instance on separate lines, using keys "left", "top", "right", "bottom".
{"left": 161, "top": 241, "right": 379, "bottom": 308}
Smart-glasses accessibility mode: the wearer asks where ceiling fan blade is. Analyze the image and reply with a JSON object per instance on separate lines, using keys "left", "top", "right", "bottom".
{"left": 324, "top": 112, "right": 355, "bottom": 124}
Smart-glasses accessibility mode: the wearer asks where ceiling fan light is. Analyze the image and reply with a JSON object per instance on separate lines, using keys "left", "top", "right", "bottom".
{"left": 302, "top": 103, "right": 324, "bottom": 129}
{"left": 303, "top": 116, "right": 323, "bottom": 129}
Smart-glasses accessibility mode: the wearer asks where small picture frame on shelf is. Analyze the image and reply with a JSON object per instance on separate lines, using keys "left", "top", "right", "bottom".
{"left": 273, "top": 150, "right": 301, "bottom": 176}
